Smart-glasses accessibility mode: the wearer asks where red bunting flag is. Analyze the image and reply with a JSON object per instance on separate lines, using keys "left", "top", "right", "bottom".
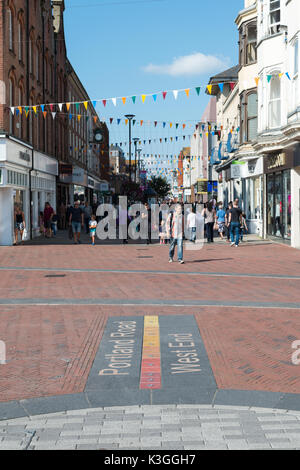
{"left": 162, "top": 91, "right": 167, "bottom": 100}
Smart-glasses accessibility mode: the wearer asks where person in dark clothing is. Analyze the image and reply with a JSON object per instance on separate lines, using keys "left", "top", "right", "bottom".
{"left": 69, "top": 201, "right": 84, "bottom": 244}
{"left": 229, "top": 200, "right": 243, "bottom": 247}
{"left": 202, "top": 201, "right": 216, "bottom": 243}
{"left": 225, "top": 202, "right": 233, "bottom": 242}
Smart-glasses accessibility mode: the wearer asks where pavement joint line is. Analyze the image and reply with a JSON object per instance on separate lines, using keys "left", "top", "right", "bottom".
{"left": 1, "top": 298, "right": 300, "bottom": 309}
{"left": 0, "top": 266, "right": 300, "bottom": 281}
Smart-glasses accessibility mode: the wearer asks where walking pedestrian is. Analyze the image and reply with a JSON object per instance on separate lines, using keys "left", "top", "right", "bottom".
{"left": 43, "top": 202, "right": 54, "bottom": 238}
{"left": 69, "top": 201, "right": 84, "bottom": 244}
{"left": 51, "top": 211, "right": 58, "bottom": 237}
{"left": 167, "top": 204, "right": 184, "bottom": 264}
{"left": 225, "top": 202, "right": 233, "bottom": 242}
{"left": 187, "top": 207, "right": 197, "bottom": 243}
{"left": 89, "top": 215, "right": 98, "bottom": 246}
{"left": 83, "top": 201, "right": 93, "bottom": 234}
{"left": 202, "top": 201, "right": 216, "bottom": 243}
{"left": 240, "top": 212, "right": 248, "bottom": 242}
{"left": 216, "top": 202, "right": 226, "bottom": 240}
{"left": 143, "top": 202, "right": 152, "bottom": 245}
{"left": 228, "top": 200, "right": 243, "bottom": 247}
{"left": 14, "top": 205, "right": 26, "bottom": 245}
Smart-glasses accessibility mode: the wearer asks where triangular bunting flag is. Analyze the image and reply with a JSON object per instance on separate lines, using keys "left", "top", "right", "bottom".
{"left": 207, "top": 85, "right": 212, "bottom": 95}
{"left": 254, "top": 77, "right": 260, "bottom": 86}
{"left": 173, "top": 90, "right": 178, "bottom": 100}
{"left": 195, "top": 87, "right": 201, "bottom": 96}
{"left": 185, "top": 89, "right": 190, "bottom": 97}
{"left": 122, "top": 97, "right": 126, "bottom": 105}
{"left": 152, "top": 94, "right": 157, "bottom": 102}
{"left": 267, "top": 75, "right": 272, "bottom": 83}
{"left": 162, "top": 91, "right": 167, "bottom": 100}
{"left": 132, "top": 96, "right": 136, "bottom": 104}
{"left": 84, "top": 101, "right": 88, "bottom": 110}
{"left": 51, "top": 112, "right": 56, "bottom": 120}
{"left": 66, "top": 103, "right": 71, "bottom": 111}
{"left": 286, "top": 72, "right": 291, "bottom": 80}
{"left": 218, "top": 83, "right": 224, "bottom": 93}
{"left": 112, "top": 98, "right": 117, "bottom": 106}
{"left": 141, "top": 95, "right": 146, "bottom": 103}
{"left": 102, "top": 100, "right": 107, "bottom": 107}
{"left": 43, "top": 111, "right": 47, "bottom": 119}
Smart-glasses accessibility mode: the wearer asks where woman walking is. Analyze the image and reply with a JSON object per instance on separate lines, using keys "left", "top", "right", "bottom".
{"left": 202, "top": 202, "right": 216, "bottom": 243}
{"left": 14, "top": 206, "right": 26, "bottom": 245}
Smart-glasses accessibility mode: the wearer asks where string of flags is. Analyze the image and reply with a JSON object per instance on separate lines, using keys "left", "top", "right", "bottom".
{"left": 9, "top": 72, "right": 292, "bottom": 115}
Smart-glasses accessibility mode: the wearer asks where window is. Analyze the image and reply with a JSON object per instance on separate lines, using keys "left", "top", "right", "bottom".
{"left": 294, "top": 38, "right": 299, "bottom": 77}
{"left": 247, "top": 93, "right": 258, "bottom": 141}
{"left": 268, "top": 75, "right": 281, "bottom": 128}
{"left": 246, "top": 24, "right": 257, "bottom": 64}
{"left": 9, "top": 78, "right": 14, "bottom": 134}
{"left": 269, "top": 0, "right": 280, "bottom": 35}
{"left": 240, "top": 91, "right": 258, "bottom": 143}
{"left": 18, "top": 21, "right": 22, "bottom": 61}
{"left": 8, "top": 9, "right": 13, "bottom": 51}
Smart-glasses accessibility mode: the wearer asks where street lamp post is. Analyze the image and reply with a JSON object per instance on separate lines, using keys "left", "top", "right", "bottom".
{"left": 133, "top": 138, "right": 139, "bottom": 182}
{"left": 125, "top": 114, "right": 135, "bottom": 182}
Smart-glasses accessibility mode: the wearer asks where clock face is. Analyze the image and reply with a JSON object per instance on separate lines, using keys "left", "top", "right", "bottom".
{"left": 95, "top": 132, "right": 103, "bottom": 142}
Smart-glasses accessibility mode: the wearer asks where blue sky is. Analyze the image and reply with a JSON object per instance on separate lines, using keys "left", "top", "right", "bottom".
{"left": 64, "top": 0, "right": 244, "bottom": 178}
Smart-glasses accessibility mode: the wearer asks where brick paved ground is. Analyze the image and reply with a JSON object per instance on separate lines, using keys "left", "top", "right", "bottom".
{"left": 1, "top": 234, "right": 300, "bottom": 449}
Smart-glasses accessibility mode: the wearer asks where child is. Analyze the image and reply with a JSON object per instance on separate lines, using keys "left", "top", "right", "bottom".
{"left": 39, "top": 212, "right": 45, "bottom": 237}
{"left": 89, "top": 215, "right": 97, "bottom": 245}
{"left": 240, "top": 212, "right": 248, "bottom": 242}
{"left": 51, "top": 211, "right": 58, "bottom": 237}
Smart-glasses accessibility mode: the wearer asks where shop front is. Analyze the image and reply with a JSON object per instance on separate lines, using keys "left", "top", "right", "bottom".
{"left": 0, "top": 137, "right": 31, "bottom": 245}
{"left": 264, "top": 148, "right": 300, "bottom": 243}
{"left": 241, "top": 157, "right": 263, "bottom": 236}
{"left": 31, "top": 151, "right": 58, "bottom": 238}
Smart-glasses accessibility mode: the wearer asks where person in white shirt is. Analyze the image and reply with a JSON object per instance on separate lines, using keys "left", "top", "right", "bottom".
{"left": 187, "top": 208, "right": 197, "bottom": 243}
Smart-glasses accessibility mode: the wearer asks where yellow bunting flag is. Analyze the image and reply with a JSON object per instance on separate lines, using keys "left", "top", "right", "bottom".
{"left": 18, "top": 107, "right": 22, "bottom": 114}
{"left": 207, "top": 85, "right": 212, "bottom": 95}
{"left": 66, "top": 103, "right": 71, "bottom": 111}
{"left": 78, "top": 115, "right": 82, "bottom": 122}
{"left": 33, "top": 106, "right": 37, "bottom": 114}
{"left": 254, "top": 77, "right": 260, "bottom": 87}
{"left": 279, "top": 73, "right": 284, "bottom": 79}
{"left": 170, "top": 123, "right": 173, "bottom": 128}
{"left": 185, "top": 89, "right": 190, "bottom": 97}
{"left": 141, "top": 95, "right": 146, "bottom": 103}
{"left": 84, "top": 102, "right": 88, "bottom": 110}
{"left": 122, "top": 97, "right": 127, "bottom": 105}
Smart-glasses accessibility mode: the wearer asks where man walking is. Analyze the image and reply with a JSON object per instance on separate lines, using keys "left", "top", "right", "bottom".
{"left": 228, "top": 199, "right": 243, "bottom": 247}
{"left": 167, "top": 204, "right": 184, "bottom": 264}
{"left": 69, "top": 201, "right": 84, "bottom": 244}
{"left": 83, "top": 201, "right": 93, "bottom": 234}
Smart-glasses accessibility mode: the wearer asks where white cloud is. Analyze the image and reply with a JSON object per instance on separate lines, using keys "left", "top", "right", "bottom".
{"left": 143, "top": 52, "right": 230, "bottom": 77}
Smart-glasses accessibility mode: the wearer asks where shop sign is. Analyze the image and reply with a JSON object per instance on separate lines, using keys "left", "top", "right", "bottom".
{"left": 268, "top": 153, "right": 286, "bottom": 170}
{"left": 197, "top": 179, "right": 208, "bottom": 194}
{"left": 264, "top": 150, "right": 295, "bottom": 174}
{"left": 59, "top": 164, "right": 73, "bottom": 175}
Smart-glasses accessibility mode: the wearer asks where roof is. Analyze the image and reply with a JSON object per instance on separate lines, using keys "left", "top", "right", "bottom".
{"left": 209, "top": 65, "right": 240, "bottom": 85}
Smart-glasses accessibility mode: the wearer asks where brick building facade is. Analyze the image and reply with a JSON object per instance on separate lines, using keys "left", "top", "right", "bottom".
{"left": 0, "top": 0, "right": 109, "bottom": 245}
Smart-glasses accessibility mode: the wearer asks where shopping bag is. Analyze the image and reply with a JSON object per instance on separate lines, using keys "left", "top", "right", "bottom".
{"left": 22, "top": 228, "right": 28, "bottom": 241}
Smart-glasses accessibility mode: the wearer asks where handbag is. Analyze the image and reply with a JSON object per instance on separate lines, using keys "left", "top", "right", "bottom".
{"left": 22, "top": 228, "right": 28, "bottom": 241}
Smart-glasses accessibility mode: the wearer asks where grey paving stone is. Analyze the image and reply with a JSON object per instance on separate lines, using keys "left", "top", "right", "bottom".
{"left": 62, "top": 423, "right": 83, "bottom": 431}
{"left": 76, "top": 444, "right": 103, "bottom": 450}
{"left": 140, "top": 430, "right": 162, "bottom": 437}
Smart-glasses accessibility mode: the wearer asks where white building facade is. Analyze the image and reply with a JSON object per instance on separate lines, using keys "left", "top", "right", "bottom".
{"left": 254, "top": 0, "right": 300, "bottom": 247}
